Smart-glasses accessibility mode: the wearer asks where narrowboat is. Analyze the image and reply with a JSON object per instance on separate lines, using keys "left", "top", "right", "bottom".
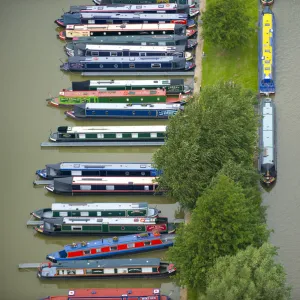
{"left": 48, "top": 90, "right": 185, "bottom": 107}
{"left": 31, "top": 202, "right": 160, "bottom": 220}
{"left": 261, "top": 0, "right": 274, "bottom": 6}
{"left": 93, "top": 0, "right": 197, "bottom": 9}
{"left": 259, "top": 7, "right": 275, "bottom": 95}
{"left": 55, "top": 12, "right": 195, "bottom": 29}
{"left": 62, "top": 3, "right": 199, "bottom": 17}
{"left": 48, "top": 126, "right": 166, "bottom": 143}
{"left": 60, "top": 56, "right": 195, "bottom": 72}
{"left": 34, "top": 216, "right": 175, "bottom": 235}
{"left": 41, "top": 288, "right": 170, "bottom": 300}
{"left": 258, "top": 98, "right": 276, "bottom": 186}
{"left": 37, "top": 258, "right": 176, "bottom": 279}
{"left": 70, "top": 79, "right": 192, "bottom": 94}
{"left": 36, "top": 162, "right": 160, "bottom": 180}
{"left": 59, "top": 24, "right": 197, "bottom": 41}
{"left": 46, "top": 232, "right": 175, "bottom": 262}
{"left": 65, "top": 35, "right": 198, "bottom": 54}
{"left": 65, "top": 103, "right": 183, "bottom": 120}
{"left": 45, "top": 176, "right": 160, "bottom": 195}
{"left": 66, "top": 44, "right": 193, "bottom": 61}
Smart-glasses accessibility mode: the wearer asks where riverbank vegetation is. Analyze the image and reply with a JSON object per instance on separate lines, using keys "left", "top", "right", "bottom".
{"left": 201, "top": 0, "right": 258, "bottom": 91}
{"left": 153, "top": 83, "right": 291, "bottom": 298}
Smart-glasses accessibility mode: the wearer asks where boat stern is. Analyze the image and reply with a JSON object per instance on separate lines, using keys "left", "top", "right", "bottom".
{"left": 60, "top": 63, "right": 70, "bottom": 71}
{"left": 36, "top": 169, "right": 47, "bottom": 179}
{"left": 185, "top": 60, "right": 196, "bottom": 70}
{"left": 65, "top": 43, "right": 75, "bottom": 56}
{"left": 31, "top": 208, "right": 45, "bottom": 219}
{"left": 186, "top": 29, "right": 197, "bottom": 38}
{"left": 46, "top": 97, "right": 60, "bottom": 107}
{"left": 45, "top": 184, "right": 55, "bottom": 192}
{"left": 35, "top": 224, "right": 45, "bottom": 234}
{"left": 189, "top": 8, "right": 200, "bottom": 17}
{"left": 184, "top": 52, "right": 193, "bottom": 61}
{"left": 64, "top": 110, "right": 76, "bottom": 119}
{"left": 49, "top": 132, "right": 58, "bottom": 142}
{"left": 148, "top": 207, "right": 161, "bottom": 218}
{"left": 187, "top": 39, "right": 198, "bottom": 49}
{"left": 183, "top": 85, "right": 193, "bottom": 94}
{"left": 261, "top": 0, "right": 274, "bottom": 6}
{"left": 58, "top": 30, "right": 66, "bottom": 41}
{"left": 55, "top": 19, "right": 65, "bottom": 27}
{"left": 187, "top": 19, "right": 196, "bottom": 29}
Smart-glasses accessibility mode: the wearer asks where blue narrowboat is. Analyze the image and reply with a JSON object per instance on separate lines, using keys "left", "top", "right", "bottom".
{"left": 55, "top": 12, "right": 195, "bottom": 29}
{"left": 60, "top": 56, "right": 195, "bottom": 72}
{"left": 36, "top": 162, "right": 161, "bottom": 180}
{"left": 258, "top": 98, "right": 277, "bottom": 186}
{"left": 65, "top": 103, "right": 184, "bottom": 120}
{"left": 46, "top": 232, "right": 175, "bottom": 262}
{"left": 259, "top": 7, "right": 275, "bottom": 95}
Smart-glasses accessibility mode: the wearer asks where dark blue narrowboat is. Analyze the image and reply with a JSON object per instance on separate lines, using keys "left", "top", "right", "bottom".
{"left": 36, "top": 162, "right": 161, "bottom": 180}
{"left": 60, "top": 56, "right": 195, "bottom": 72}
{"left": 68, "top": 44, "right": 192, "bottom": 60}
{"left": 46, "top": 232, "right": 175, "bottom": 262}
{"left": 65, "top": 35, "right": 197, "bottom": 54}
{"left": 259, "top": 7, "right": 275, "bottom": 95}
{"left": 65, "top": 103, "right": 184, "bottom": 120}
{"left": 55, "top": 12, "right": 195, "bottom": 29}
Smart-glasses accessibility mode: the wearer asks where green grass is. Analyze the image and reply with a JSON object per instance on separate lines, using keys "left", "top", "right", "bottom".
{"left": 202, "top": 0, "right": 259, "bottom": 92}
{"left": 187, "top": 288, "right": 199, "bottom": 300}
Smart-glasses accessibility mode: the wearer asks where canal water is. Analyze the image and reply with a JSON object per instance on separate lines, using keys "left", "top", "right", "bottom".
{"left": 263, "top": 0, "right": 300, "bottom": 299}
{"left": 0, "top": 0, "right": 181, "bottom": 299}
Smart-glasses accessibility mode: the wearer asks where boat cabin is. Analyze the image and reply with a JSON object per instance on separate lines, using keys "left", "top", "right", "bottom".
{"left": 45, "top": 176, "right": 161, "bottom": 194}
{"left": 36, "top": 162, "right": 161, "bottom": 179}
{"left": 35, "top": 216, "right": 170, "bottom": 235}
{"left": 60, "top": 56, "right": 195, "bottom": 72}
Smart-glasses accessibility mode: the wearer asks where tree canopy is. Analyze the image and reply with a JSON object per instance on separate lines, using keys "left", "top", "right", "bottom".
{"left": 153, "top": 82, "right": 258, "bottom": 209}
{"left": 167, "top": 174, "right": 269, "bottom": 289}
{"left": 201, "top": 0, "right": 252, "bottom": 50}
{"left": 199, "top": 243, "right": 291, "bottom": 300}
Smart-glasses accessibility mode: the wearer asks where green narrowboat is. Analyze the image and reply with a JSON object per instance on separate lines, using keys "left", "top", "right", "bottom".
{"left": 71, "top": 79, "right": 193, "bottom": 95}
{"left": 48, "top": 89, "right": 185, "bottom": 107}
{"left": 31, "top": 202, "right": 160, "bottom": 219}
{"left": 35, "top": 216, "right": 176, "bottom": 236}
{"left": 49, "top": 126, "right": 166, "bottom": 143}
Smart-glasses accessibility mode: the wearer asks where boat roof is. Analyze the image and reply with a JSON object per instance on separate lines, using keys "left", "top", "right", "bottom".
{"left": 67, "top": 56, "right": 183, "bottom": 63}
{"left": 80, "top": 103, "right": 181, "bottom": 110}
{"left": 72, "top": 34, "right": 187, "bottom": 42}
{"left": 60, "top": 288, "right": 164, "bottom": 298}
{"left": 60, "top": 233, "right": 174, "bottom": 252}
{"left": 55, "top": 162, "right": 155, "bottom": 170}
{"left": 59, "top": 89, "right": 166, "bottom": 97}
{"left": 50, "top": 258, "right": 161, "bottom": 268}
{"left": 88, "top": 79, "right": 182, "bottom": 87}
{"left": 69, "top": 176, "right": 158, "bottom": 184}
{"left": 80, "top": 13, "right": 188, "bottom": 20}
{"left": 51, "top": 202, "right": 150, "bottom": 211}
{"left": 66, "top": 23, "right": 182, "bottom": 31}
{"left": 70, "top": 3, "right": 187, "bottom": 12}
{"left": 51, "top": 216, "right": 158, "bottom": 225}
{"left": 261, "top": 8, "right": 274, "bottom": 80}
{"left": 77, "top": 44, "right": 185, "bottom": 52}
{"left": 261, "top": 98, "right": 274, "bottom": 165}
{"left": 62, "top": 125, "right": 167, "bottom": 133}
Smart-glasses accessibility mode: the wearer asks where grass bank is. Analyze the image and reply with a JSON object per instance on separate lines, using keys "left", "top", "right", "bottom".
{"left": 201, "top": 0, "right": 259, "bottom": 91}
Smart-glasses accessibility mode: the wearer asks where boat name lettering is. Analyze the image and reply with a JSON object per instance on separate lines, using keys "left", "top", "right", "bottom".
{"left": 158, "top": 110, "right": 177, "bottom": 116}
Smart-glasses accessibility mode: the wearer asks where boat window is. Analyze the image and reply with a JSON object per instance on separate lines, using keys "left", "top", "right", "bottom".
{"left": 88, "top": 20, "right": 95, "bottom": 24}
{"left": 91, "top": 51, "right": 99, "bottom": 56}
{"left": 151, "top": 133, "right": 158, "bottom": 138}
{"left": 72, "top": 226, "right": 82, "bottom": 231}
{"left": 111, "top": 52, "right": 117, "bottom": 57}
{"left": 80, "top": 212, "right": 89, "bottom": 217}
{"left": 110, "top": 246, "right": 118, "bottom": 251}
{"left": 59, "top": 212, "right": 68, "bottom": 217}
{"left": 79, "top": 134, "right": 85, "bottom": 139}
{"left": 127, "top": 243, "right": 135, "bottom": 248}
{"left": 144, "top": 185, "right": 150, "bottom": 191}
{"left": 92, "top": 111, "right": 96, "bottom": 115}
{"left": 151, "top": 63, "right": 161, "bottom": 68}
{"left": 158, "top": 4, "right": 165, "bottom": 7}
{"left": 129, "top": 63, "right": 135, "bottom": 68}
{"left": 71, "top": 170, "right": 82, "bottom": 176}
{"left": 84, "top": 250, "right": 90, "bottom": 255}
{"left": 136, "top": 5, "right": 142, "bottom": 8}
{"left": 80, "top": 185, "right": 92, "bottom": 190}
{"left": 132, "top": 133, "right": 138, "bottom": 138}
{"left": 106, "top": 185, "right": 115, "bottom": 190}
{"left": 114, "top": 64, "right": 118, "bottom": 68}
{"left": 150, "top": 90, "right": 157, "bottom": 94}
{"left": 140, "top": 53, "right": 146, "bottom": 57}
{"left": 145, "top": 241, "right": 151, "bottom": 246}
{"left": 96, "top": 248, "right": 101, "bottom": 253}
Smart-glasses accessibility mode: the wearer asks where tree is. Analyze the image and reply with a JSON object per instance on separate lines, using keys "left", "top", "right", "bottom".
{"left": 201, "top": 0, "right": 252, "bottom": 50}
{"left": 167, "top": 175, "right": 269, "bottom": 290}
{"left": 153, "top": 82, "right": 258, "bottom": 209}
{"left": 199, "top": 243, "right": 291, "bottom": 300}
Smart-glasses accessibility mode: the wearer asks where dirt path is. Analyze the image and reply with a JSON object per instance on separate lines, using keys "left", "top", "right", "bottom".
{"left": 179, "top": 2, "right": 206, "bottom": 298}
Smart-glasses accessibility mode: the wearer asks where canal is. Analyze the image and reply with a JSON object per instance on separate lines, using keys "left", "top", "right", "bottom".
{"left": 0, "top": 0, "right": 181, "bottom": 299}
{"left": 263, "top": 0, "right": 300, "bottom": 299}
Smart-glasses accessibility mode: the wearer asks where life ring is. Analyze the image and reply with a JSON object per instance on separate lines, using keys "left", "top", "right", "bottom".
{"left": 121, "top": 226, "right": 125, "bottom": 230}
{"left": 69, "top": 291, "right": 75, "bottom": 296}
{"left": 140, "top": 218, "right": 145, "bottom": 222}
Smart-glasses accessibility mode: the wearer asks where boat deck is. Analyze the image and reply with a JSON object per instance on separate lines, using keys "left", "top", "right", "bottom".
{"left": 41, "top": 141, "right": 165, "bottom": 147}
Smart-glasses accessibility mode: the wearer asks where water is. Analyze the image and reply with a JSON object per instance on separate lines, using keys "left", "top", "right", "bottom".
{"left": 0, "top": 0, "right": 180, "bottom": 299}
{"left": 263, "top": 1, "right": 300, "bottom": 298}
